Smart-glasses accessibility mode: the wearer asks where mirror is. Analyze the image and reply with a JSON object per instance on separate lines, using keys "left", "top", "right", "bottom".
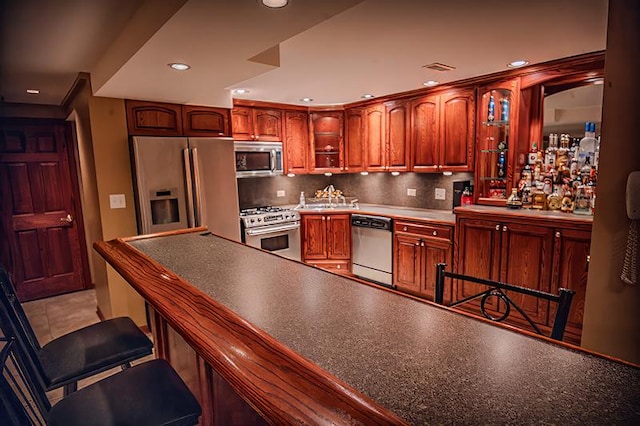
{"left": 542, "top": 81, "right": 604, "bottom": 141}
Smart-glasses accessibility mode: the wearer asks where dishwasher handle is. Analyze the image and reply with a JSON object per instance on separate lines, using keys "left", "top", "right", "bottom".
{"left": 351, "top": 214, "right": 392, "bottom": 231}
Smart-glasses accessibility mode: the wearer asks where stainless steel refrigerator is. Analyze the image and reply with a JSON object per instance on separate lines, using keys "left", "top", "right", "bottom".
{"left": 130, "top": 136, "right": 240, "bottom": 241}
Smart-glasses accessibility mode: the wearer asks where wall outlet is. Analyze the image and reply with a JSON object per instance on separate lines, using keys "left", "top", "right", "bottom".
{"left": 407, "top": 188, "right": 417, "bottom": 197}
{"left": 276, "top": 190, "right": 286, "bottom": 197}
{"left": 109, "top": 194, "right": 126, "bottom": 209}
{"left": 435, "top": 188, "right": 446, "bottom": 200}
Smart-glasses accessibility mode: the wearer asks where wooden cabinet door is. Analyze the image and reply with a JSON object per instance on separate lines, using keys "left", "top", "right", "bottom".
{"left": 310, "top": 111, "right": 343, "bottom": 172}
{"left": 550, "top": 228, "right": 591, "bottom": 345}
{"left": 455, "top": 218, "right": 502, "bottom": 313}
{"left": 385, "top": 100, "right": 410, "bottom": 171}
{"left": 410, "top": 95, "right": 439, "bottom": 172}
{"left": 345, "top": 108, "right": 365, "bottom": 172}
{"left": 126, "top": 100, "right": 183, "bottom": 136}
{"left": 364, "top": 104, "right": 385, "bottom": 171}
{"left": 393, "top": 234, "right": 422, "bottom": 294}
{"left": 440, "top": 89, "right": 475, "bottom": 172}
{"left": 231, "top": 107, "right": 254, "bottom": 140}
{"left": 284, "top": 111, "right": 309, "bottom": 174}
{"left": 499, "top": 222, "right": 554, "bottom": 327}
{"left": 254, "top": 109, "right": 282, "bottom": 141}
{"left": 326, "top": 214, "right": 350, "bottom": 260}
{"left": 182, "top": 105, "right": 230, "bottom": 137}
{"left": 302, "top": 215, "right": 327, "bottom": 260}
{"left": 421, "top": 239, "right": 453, "bottom": 303}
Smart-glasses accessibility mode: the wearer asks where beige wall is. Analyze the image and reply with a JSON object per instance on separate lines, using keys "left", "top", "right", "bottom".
{"left": 581, "top": 0, "right": 640, "bottom": 364}
{"left": 87, "top": 96, "right": 146, "bottom": 325}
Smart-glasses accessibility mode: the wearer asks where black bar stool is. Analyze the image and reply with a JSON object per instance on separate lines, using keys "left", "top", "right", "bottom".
{"left": 0, "top": 265, "right": 153, "bottom": 414}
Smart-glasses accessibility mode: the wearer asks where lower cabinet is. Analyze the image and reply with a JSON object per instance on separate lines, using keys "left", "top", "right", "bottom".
{"left": 393, "top": 220, "right": 453, "bottom": 302}
{"left": 455, "top": 212, "right": 591, "bottom": 345}
{"left": 301, "top": 214, "right": 351, "bottom": 274}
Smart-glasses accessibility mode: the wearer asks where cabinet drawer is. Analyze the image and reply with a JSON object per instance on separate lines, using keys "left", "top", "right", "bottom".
{"left": 308, "top": 260, "right": 350, "bottom": 274}
{"left": 394, "top": 221, "right": 452, "bottom": 241}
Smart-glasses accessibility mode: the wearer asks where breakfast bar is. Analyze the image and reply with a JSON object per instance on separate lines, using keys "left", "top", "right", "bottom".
{"left": 95, "top": 228, "right": 640, "bottom": 425}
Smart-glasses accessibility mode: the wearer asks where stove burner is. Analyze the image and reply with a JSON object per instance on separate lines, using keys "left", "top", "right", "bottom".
{"left": 240, "top": 206, "right": 286, "bottom": 216}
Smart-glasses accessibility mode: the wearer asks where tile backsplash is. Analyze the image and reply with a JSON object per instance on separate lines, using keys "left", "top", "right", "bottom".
{"left": 237, "top": 172, "right": 473, "bottom": 211}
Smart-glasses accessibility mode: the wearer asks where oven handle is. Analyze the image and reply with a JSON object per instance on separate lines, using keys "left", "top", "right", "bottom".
{"left": 245, "top": 222, "right": 300, "bottom": 236}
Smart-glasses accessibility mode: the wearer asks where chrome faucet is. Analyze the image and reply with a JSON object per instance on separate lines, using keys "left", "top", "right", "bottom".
{"left": 324, "top": 184, "right": 336, "bottom": 208}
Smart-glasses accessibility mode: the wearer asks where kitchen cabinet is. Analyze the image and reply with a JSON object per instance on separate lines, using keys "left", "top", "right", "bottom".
{"left": 283, "top": 110, "right": 310, "bottom": 174}
{"left": 231, "top": 106, "right": 282, "bottom": 141}
{"left": 393, "top": 220, "right": 453, "bottom": 302}
{"left": 474, "top": 79, "right": 520, "bottom": 205}
{"left": 309, "top": 111, "right": 344, "bottom": 172}
{"left": 182, "top": 105, "right": 230, "bottom": 137}
{"left": 363, "top": 101, "right": 410, "bottom": 172}
{"left": 455, "top": 210, "right": 591, "bottom": 344}
{"left": 344, "top": 108, "right": 365, "bottom": 172}
{"left": 301, "top": 213, "right": 350, "bottom": 273}
{"left": 125, "top": 100, "right": 183, "bottom": 136}
{"left": 410, "top": 88, "right": 475, "bottom": 173}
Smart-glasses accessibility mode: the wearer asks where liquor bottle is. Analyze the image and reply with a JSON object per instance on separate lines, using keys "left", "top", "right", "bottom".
{"left": 500, "top": 98, "right": 509, "bottom": 122}
{"left": 578, "top": 122, "right": 597, "bottom": 169}
{"left": 544, "top": 137, "right": 557, "bottom": 172}
{"left": 497, "top": 150, "right": 506, "bottom": 178}
{"left": 461, "top": 187, "right": 473, "bottom": 206}
{"left": 528, "top": 142, "right": 538, "bottom": 165}
{"left": 487, "top": 95, "right": 495, "bottom": 122}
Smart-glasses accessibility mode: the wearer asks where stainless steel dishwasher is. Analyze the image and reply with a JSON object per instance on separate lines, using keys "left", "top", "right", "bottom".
{"left": 351, "top": 214, "right": 393, "bottom": 287}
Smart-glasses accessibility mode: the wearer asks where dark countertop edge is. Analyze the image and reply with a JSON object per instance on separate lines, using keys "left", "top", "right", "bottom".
{"left": 93, "top": 230, "right": 408, "bottom": 425}
{"left": 454, "top": 205, "right": 594, "bottom": 225}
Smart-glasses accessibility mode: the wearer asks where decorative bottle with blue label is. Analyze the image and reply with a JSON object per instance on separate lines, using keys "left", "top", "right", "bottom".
{"left": 500, "top": 98, "right": 509, "bottom": 122}
{"left": 487, "top": 95, "right": 495, "bottom": 122}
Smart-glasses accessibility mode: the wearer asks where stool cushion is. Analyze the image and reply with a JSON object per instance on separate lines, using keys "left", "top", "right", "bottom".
{"left": 39, "top": 317, "right": 153, "bottom": 387}
{"left": 47, "top": 358, "right": 201, "bottom": 426}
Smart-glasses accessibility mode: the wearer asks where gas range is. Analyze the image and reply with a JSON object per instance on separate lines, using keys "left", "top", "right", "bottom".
{"left": 240, "top": 206, "right": 300, "bottom": 229}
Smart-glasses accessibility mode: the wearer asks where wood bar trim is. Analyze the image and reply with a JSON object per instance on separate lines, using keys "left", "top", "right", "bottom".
{"left": 94, "top": 233, "right": 406, "bottom": 425}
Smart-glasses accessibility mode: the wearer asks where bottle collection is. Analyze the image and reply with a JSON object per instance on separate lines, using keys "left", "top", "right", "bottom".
{"left": 510, "top": 122, "right": 599, "bottom": 214}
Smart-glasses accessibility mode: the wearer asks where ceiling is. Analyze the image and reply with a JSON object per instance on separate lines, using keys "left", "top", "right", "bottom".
{"left": 0, "top": 0, "right": 609, "bottom": 108}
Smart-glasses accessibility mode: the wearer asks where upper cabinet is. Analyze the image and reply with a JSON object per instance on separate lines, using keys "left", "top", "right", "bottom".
{"left": 126, "top": 100, "right": 183, "bottom": 136}
{"left": 361, "top": 101, "right": 410, "bottom": 172}
{"left": 474, "top": 79, "right": 520, "bottom": 205}
{"left": 410, "top": 88, "right": 475, "bottom": 173}
{"left": 344, "top": 108, "right": 365, "bottom": 173}
{"left": 182, "top": 105, "right": 230, "bottom": 137}
{"left": 364, "top": 104, "right": 385, "bottom": 171}
{"left": 231, "top": 106, "right": 282, "bottom": 141}
{"left": 309, "top": 110, "right": 344, "bottom": 173}
{"left": 284, "top": 110, "right": 310, "bottom": 174}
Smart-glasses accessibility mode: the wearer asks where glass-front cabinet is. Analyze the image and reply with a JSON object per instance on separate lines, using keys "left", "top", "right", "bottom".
{"left": 475, "top": 79, "right": 520, "bottom": 205}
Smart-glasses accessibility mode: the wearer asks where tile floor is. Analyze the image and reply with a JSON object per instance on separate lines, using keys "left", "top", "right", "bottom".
{"left": 22, "top": 289, "right": 154, "bottom": 405}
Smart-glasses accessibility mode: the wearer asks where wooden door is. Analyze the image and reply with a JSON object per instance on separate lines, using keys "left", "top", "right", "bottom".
{"left": 0, "top": 120, "right": 88, "bottom": 301}
{"left": 284, "top": 111, "right": 309, "bottom": 174}
{"left": 344, "top": 108, "right": 364, "bottom": 172}
{"left": 253, "top": 109, "right": 282, "bottom": 141}
{"left": 326, "top": 215, "right": 350, "bottom": 260}
{"left": 182, "top": 105, "right": 230, "bottom": 137}
{"left": 421, "top": 239, "right": 453, "bottom": 303}
{"left": 364, "top": 104, "right": 385, "bottom": 171}
{"left": 410, "top": 95, "right": 439, "bottom": 172}
{"left": 125, "top": 100, "right": 183, "bottom": 136}
{"left": 302, "top": 215, "right": 327, "bottom": 260}
{"left": 550, "top": 228, "right": 591, "bottom": 345}
{"left": 393, "top": 234, "right": 422, "bottom": 294}
{"left": 440, "top": 89, "right": 475, "bottom": 172}
{"left": 385, "top": 100, "right": 410, "bottom": 171}
{"left": 231, "top": 107, "right": 254, "bottom": 140}
{"left": 499, "top": 222, "right": 554, "bottom": 327}
{"left": 310, "top": 111, "right": 343, "bottom": 172}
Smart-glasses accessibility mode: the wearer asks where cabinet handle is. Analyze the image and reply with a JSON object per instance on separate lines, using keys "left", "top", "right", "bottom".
{"left": 322, "top": 217, "right": 326, "bottom": 221}
{"left": 502, "top": 225, "right": 507, "bottom": 232}
{"left": 403, "top": 226, "right": 408, "bottom": 232}
{"left": 432, "top": 231, "right": 438, "bottom": 236}
{"left": 218, "top": 132, "right": 224, "bottom": 136}
{"left": 327, "top": 216, "right": 331, "bottom": 222}
{"left": 495, "top": 225, "right": 500, "bottom": 231}
{"left": 421, "top": 241, "right": 425, "bottom": 247}
{"left": 336, "top": 265, "right": 341, "bottom": 269}
{"left": 586, "top": 255, "right": 590, "bottom": 263}
{"left": 255, "top": 135, "right": 260, "bottom": 140}
{"left": 555, "top": 231, "right": 561, "bottom": 238}
{"left": 251, "top": 134, "right": 255, "bottom": 139}
{"left": 415, "top": 241, "right": 420, "bottom": 246}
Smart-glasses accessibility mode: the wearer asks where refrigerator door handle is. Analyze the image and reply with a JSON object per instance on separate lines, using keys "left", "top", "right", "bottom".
{"left": 191, "top": 147, "right": 204, "bottom": 227}
{"left": 183, "top": 148, "right": 196, "bottom": 228}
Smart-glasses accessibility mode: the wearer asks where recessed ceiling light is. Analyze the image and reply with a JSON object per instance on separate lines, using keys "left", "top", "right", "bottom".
{"left": 360, "top": 171, "right": 369, "bottom": 176}
{"left": 423, "top": 80, "right": 439, "bottom": 87}
{"left": 233, "top": 88, "right": 250, "bottom": 94}
{"left": 361, "top": 94, "right": 375, "bottom": 99}
{"left": 26, "top": 89, "right": 40, "bottom": 94}
{"left": 507, "top": 60, "right": 529, "bottom": 68}
{"left": 168, "top": 63, "right": 190, "bottom": 71}
{"left": 300, "top": 97, "right": 313, "bottom": 102}
{"left": 324, "top": 172, "right": 332, "bottom": 176}
{"left": 261, "top": 0, "right": 288, "bottom": 8}
{"left": 442, "top": 171, "right": 453, "bottom": 176}
{"left": 287, "top": 173, "right": 295, "bottom": 177}
{"left": 391, "top": 171, "right": 400, "bottom": 176}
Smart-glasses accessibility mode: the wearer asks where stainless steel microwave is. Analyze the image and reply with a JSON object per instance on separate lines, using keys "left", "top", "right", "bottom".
{"left": 234, "top": 141, "right": 284, "bottom": 178}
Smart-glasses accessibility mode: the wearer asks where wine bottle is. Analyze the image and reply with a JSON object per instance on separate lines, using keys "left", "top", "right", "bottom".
{"left": 578, "top": 122, "right": 597, "bottom": 169}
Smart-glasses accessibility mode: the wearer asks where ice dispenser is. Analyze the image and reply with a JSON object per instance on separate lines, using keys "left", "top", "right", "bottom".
{"left": 150, "top": 189, "right": 180, "bottom": 225}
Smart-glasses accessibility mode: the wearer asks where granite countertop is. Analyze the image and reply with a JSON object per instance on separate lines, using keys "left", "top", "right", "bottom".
{"left": 130, "top": 232, "right": 639, "bottom": 425}
{"left": 455, "top": 204, "right": 594, "bottom": 223}
{"left": 291, "top": 203, "right": 456, "bottom": 225}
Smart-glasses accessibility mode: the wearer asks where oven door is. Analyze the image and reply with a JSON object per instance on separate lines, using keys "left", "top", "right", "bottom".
{"left": 244, "top": 222, "right": 301, "bottom": 261}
